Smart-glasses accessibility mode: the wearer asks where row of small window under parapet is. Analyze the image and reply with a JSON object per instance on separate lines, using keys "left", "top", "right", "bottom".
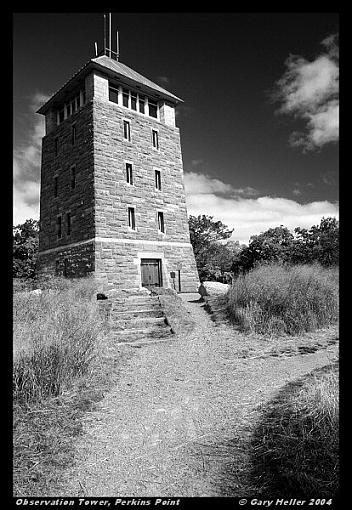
{"left": 56, "top": 90, "right": 86, "bottom": 125}
{"left": 55, "top": 85, "right": 159, "bottom": 126}
{"left": 53, "top": 165, "right": 161, "bottom": 197}
{"left": 56, "top": 209, "right": 165, "bottom": 240}
{"left": 109, "top": 83, "right": 159, "bottom": 119}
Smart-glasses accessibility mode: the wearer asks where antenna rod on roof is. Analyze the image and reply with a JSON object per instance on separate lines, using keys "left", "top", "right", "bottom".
{"left": 116, "top": 30, "right": 119, "bottom": 60}
{"left": 103, "top": 13, "right": 106, "bottom": 56}
{"left": 94, "top": 42, "right": 98, "bottom": 57}
{"left": 109, "top": 13, "right": 112, "bottom": 58}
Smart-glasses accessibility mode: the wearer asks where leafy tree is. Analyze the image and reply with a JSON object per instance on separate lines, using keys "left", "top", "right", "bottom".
{"left": 189, "top": 215, "right": 233, "bottom": 254}
{"left": 13, "top": 219, "right": 39, "bottom": 278}
{"left": 293, "top": 217, "right": 339, "bottom": 266}
{"left": 188, "top": 215, "right": 234, "bottom": 280}
{"left": 201, "top": 243, "right": 234, "bottom": 281}
{"left": 234, "top": 226, "right": 294, "bottom": 273}
{"left": 233, "top": 218, "right": 339, "bottom": 273}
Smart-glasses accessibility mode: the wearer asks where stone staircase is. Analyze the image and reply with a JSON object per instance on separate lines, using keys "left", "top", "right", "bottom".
{"left": 105, "top": 290, "right": 173, "bottom": 344}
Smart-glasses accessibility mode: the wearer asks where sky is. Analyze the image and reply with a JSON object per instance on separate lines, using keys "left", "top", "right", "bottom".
{"left": 13, "top": 12, "right": 339, "bottom": 245}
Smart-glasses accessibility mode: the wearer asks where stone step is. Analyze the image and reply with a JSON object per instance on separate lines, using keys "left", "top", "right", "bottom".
{"left": 111, "top": 308, "right": 164, "bottom": 319}
{"left": 111, "top": 317, "right": 167, "bottom": 330}
{"left": 113, "top": 303, "right": 161, "bottom": 310}
{"left": 111, "top": 302, "right": 162, "bottom": 312}
{"left": 111, "top": 298, "right": 161, "bottom": 307}
{"left": 112, "top": 332, "right": 173, "bottom": 343}
{"left": 110, "top": 326, "right": 172, "bottom": 342}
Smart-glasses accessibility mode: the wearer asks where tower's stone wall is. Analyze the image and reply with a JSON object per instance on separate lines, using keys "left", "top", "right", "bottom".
{"left": 37, "top": 64, "right": 199, "bottom": 291}
{"left": 93, "top": 97, "right": 191, "bottom": 243}
{"left": 38, "top": 102, "right": 95, "bottom": 251}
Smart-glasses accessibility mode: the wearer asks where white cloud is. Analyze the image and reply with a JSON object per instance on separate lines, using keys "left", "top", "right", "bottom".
{"left": 184, "top": 171, "right": 258, "bottom": 198}
{"left": 13, "top": 182, "right": 40, "bottom": 226}
{"left": 184, "top": 172, "right": 338, "bottom": 245}
{"left": 275, "top": 34, "right": 339, "bottom": 150}
{"left": 13, "top": 92, "right": 49, "bottom": 225}
{"left": 184, "top": 171, "right": 234, "bottom": 195}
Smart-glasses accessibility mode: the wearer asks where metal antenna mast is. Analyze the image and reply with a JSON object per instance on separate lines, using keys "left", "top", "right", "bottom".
{"left": 103, "top": 13, "right": 107, "bottom": 56}
{"left": 97, "top": 12, "right": 118, "bottom": 59}
{"left": 116, "top": 30, "right": 119, "bottom": 60}
{"left": 108, "top": 13, "right": 112, "bottom": 57}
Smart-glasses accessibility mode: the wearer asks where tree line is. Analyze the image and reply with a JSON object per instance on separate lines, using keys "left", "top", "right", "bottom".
{"left": 13, "top": 215, "right": 339, "bottom": 281}
{"left": 188, "top": 215, "right": 339, "bottom": 282}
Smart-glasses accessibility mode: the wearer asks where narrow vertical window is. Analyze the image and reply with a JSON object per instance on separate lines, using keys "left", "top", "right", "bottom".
{"left": 148, "top": 99, "right": 158, "bottom": 118}
{"left": 70, "top": 166, "right": 76, "bottom": 190}
{"left": 82, "top": 89, "right": 86, "bottom": 105}
{"left": 54, "top": 176, "right": 58, "bottom": 197}
{"left": 155, "top": 170, "right": 161, "bottom": 190}
{"left": 128, "top": 207, "right": 136, "bottom": 230}
{"left": 157, "top": 212, "right": 165, "bottom": 233}
{"left": 152, "top": 129, "right": 159, "bottom": 149}
{"left": 123, "top": 120, "right": 131, "bottom": 141}
{"left": 66, "top": 212, "right": 71, "bottom": 236}
{"left": 57, "top": 215, "right": 62, "bottom": 239}
{"left": 139, "top": 95, "right": 145, "bottom": 114}
{"left": 131, "top": 92, "right": 137, "bottom": 111}
{"left": 126, "top": 163, "right": 133, "bottom": 185}
{"left": 54, "top": 138, "right": 59, "bottom": 157}
{"left": 71, "top": 124, "right": 76, "bottom": 145}
{"left": 123, "top": 88, "right": 129, "bottom": 107}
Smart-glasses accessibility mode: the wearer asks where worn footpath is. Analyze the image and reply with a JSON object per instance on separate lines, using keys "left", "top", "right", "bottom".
{"left": 55, "top": 293, "right": 338, "bottom": 497}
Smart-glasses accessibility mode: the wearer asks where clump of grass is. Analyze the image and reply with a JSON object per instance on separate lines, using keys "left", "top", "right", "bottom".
{"left": 251, "top": 364, "right": 339, "bottom": 497}
{"left": 13, "top": 276, "right": 117, "bottom": 495}
{"left": 13, "top": 277, "right": 101, "bottom": 404}
{"left": 227, "top": 263, "right": 339, "bottom": 335}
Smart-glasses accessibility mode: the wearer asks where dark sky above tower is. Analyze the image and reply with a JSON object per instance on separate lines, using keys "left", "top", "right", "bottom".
{"left": 13, "top": 12, "right": 339, "bottom": 244}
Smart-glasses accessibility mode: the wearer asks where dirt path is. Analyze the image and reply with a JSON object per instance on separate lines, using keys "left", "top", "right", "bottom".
{"left": 58, "top": 293, "right": 338, "bottom": 497}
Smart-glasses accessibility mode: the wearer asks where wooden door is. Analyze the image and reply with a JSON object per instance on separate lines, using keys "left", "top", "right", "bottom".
{"left": 141, "top": 259, "right": 162, "bottom": 288}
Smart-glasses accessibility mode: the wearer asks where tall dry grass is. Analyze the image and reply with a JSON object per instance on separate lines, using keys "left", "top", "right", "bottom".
{"left": 13, "top": 277, "right": 123, "bottom": 495}
{"left": 251, "top": 363, "right": 339, "bottom": 497}
{"left": 227, "top": 263, "right": 339, "bottom": 335}
{"left": 13, "top": 277, "right": 102, "bottom": 404}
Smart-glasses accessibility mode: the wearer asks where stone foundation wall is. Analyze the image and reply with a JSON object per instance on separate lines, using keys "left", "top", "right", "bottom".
{"left": 37, "top": 241, "right": 95, "bottom": 278}
{"left": 94, "top": 240, "right": 199, "bottom": 293}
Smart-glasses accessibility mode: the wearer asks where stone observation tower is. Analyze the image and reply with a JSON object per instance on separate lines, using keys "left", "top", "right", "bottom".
{"left": 37, "top": 15, "right": 199, "bottom": 292}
